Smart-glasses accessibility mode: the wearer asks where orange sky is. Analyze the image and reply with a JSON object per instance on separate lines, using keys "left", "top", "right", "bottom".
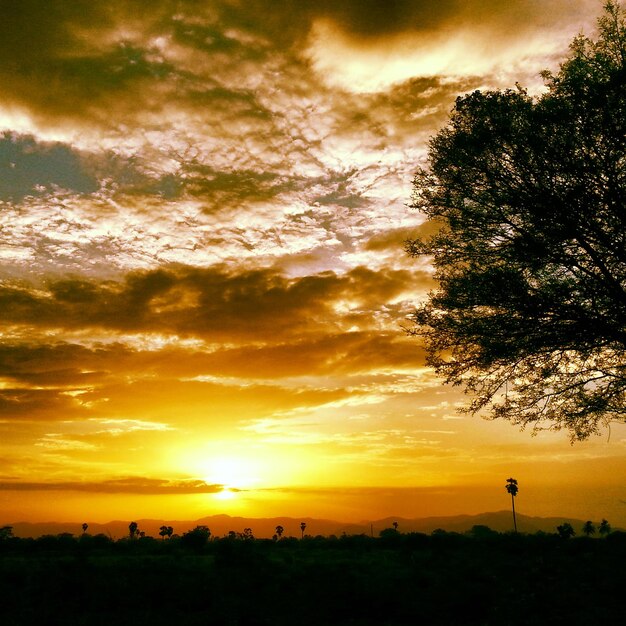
{"left": 1, "top": 0, "right": 625, "bottom": 528}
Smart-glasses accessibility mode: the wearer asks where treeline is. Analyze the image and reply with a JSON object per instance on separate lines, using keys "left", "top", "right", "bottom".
{"left": 1, "top": 525, "right": 625, "bottom": 625}
{"left": 0, "top": 519, "right": 620, "bottom": 553}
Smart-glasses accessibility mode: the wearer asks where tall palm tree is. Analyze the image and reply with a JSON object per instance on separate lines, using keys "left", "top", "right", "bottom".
{"left": 505, "top": 478, "right": 519, "bottom": 532}
{"left": 300, "top": 522, "right": 306, "bottom": 539}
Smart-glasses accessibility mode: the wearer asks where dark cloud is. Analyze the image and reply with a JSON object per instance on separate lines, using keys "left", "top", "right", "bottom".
{"left": 0, "top": 476, "right": 224, "bottom": 494}
{"left": 0, "top": 265, "right": 425, "bottom": 340}
{"left": 183, "top": 164, "right": 291, "bottom": 208}
{"left": 0, "top": 1, "right": 176, "bottom": 120}
{"left": 0, "top": 0, "right": 592, "bottom": 125}
{"left": 0, "top": 343, "right": 124, "bottom": 386}
{"left": 231, "top": 0, "right": 591, "bottom": 42}
{"left": 0, "top": 388, "right": 94, "bottom": 421}
{"left": 0, "top": 329, "right": 425, "bottom": 390}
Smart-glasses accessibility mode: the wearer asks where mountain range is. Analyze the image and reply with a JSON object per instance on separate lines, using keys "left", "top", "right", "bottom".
{"left": 4, "top": 510, "right": 605, "bottom": 539}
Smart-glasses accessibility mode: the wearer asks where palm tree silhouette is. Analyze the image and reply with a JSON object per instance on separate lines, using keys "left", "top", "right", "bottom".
{"left": 81, "top": 523, "right": 88, "bottom": 535}
{"left": 300, "top": 522, "right": 306, "bottom": 539}
{"left": 505, "top": 478, "right": 519, "bottom": 532}
{"left": 599, "top": 519, "right": 612, "bottom": 536}
{"left": 275, "top": 525, "right": 284, "bottom": 539}
{"left": 582, "top": 520, "right": 596, "bottom": 536}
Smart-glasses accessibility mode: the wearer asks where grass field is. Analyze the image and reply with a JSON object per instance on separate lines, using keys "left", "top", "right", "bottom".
{"left": 1, "top": 529, "right": 624, "bottom": 625}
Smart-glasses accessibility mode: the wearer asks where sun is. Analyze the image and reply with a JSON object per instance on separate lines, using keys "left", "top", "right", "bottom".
{"left": 214, "top": 488, "right": 237, "bottom": 501}
{"left": 203, "top": 456, "right": 259, "bottom": 491}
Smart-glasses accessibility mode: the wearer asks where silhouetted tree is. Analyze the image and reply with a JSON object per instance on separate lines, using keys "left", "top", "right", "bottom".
{"left": 468, "top": 525, "right": 499, "bottom": 539}
{"left": 392, "top": 521, "right": 398, "bottom": 531}
{"left": 181, "top": 525, "right": 210, "bottom": 551}
{"left": 0, "top": 526, "right": 13, "bottom": 540}
{"left": 275, "top": 525, "right": 284, "bottom": 539}
{"left": 583, "top": 520, "right": 596, "bottom": 536}
{"left": 81, "top": 523, "right": 88, "bottom": 535}
{"left": 159, "top": 525, "right": 173, "bottom": 540}
{"left": 505, "top": 478, "right": 519, "bottom": 532}
{"left": 599, "top": 518, "right": 612, "bottom": 536}
{"left": 379, "top": 527, "right": 400, "bottom": 540}
{"left": 406, "top": 1, "right": 626, "bottom": 440}
{"left": 242, "top": 527, "right": 254, "bottom": 540}
{"left": 556, "top": 523, "right": 575, "bottom": 539}
{"left": 300, "top": 522, "right": 307, "bottom": 539}
{"left": 128, "top": 521, "right": 138, "bottom": 539}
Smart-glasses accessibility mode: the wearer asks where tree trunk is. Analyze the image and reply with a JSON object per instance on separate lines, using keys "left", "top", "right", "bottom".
{"left": 511, "top": 494, "right": 517, "bottom": 533}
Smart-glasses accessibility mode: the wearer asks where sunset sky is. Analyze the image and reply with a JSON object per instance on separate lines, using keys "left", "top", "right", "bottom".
{"left": 1, "top": 0, "right": 625, "bottom": 528}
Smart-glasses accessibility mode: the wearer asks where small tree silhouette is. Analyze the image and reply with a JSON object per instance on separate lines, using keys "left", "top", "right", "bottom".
{"left": 159, "top": 525, "right": 173, "bottom": 540}
{"left": 505, "top": 478, "right": 519, "bottom": 532}
{"left": 599, "top": 519, "right": 612, "bottom": 536}
{"left": 556, "top": 522, "right": 575, "bottom": 539}
{"left": 0, "top": 526, "right": 13, "bottom": 540}
{"left": 392, "top": 521, "right": 398, "bottom": 531}
{"left": 128, "top": 521, "right": 138, "bottom": 539}
{"left": 582, "top": 520, "right": 596, "bottom": 537}
{"left": 82, "top": 523, "right": 88, "bottom": 535}
{"left": 300, "top": 522, "right": 307, "bottom": 539}
{"left": 275, "top": 525, "right": 284, "bottom": 539}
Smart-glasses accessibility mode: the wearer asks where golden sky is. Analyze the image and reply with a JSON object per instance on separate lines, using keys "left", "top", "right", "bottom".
{"left": 1, "top": 0, "right": 625, "bottom": 526}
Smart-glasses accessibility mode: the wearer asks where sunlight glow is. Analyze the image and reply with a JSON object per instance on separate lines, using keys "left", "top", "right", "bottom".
{"left": 213, "top": 488, "right": 238, "bottom": 501}
{"left": 202, "top": 456, "right": 260, "bottom": 490}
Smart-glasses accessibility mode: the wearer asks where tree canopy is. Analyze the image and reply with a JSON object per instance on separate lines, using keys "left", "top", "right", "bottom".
{"left": 407, "top": 2, "right": 626, "bottom": 440}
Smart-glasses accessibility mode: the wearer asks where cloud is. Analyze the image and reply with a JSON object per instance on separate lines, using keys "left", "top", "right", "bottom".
{"left": 0, "top": 476, "right": 224, "bottom": 494}
{"left": 0, "top": 265, "right": 426, "bottom": 339}
{"left": 304, "top": 1, "right": 597, "bottom": 91}
{"left": 0, "top": 388, "right": 95, "bottom": 421}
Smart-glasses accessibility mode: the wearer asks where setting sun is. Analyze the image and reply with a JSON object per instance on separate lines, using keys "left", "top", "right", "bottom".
{"left": 202, "top": 457, "right": 261, "bottom": 490}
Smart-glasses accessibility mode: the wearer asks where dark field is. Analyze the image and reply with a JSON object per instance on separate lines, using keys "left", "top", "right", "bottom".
{"left": 1, "top": 529, "right": 624, "bottom": 625}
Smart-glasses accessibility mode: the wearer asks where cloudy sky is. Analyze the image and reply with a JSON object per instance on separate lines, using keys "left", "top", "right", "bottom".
{"left": 1, "top": 0, "right": 625, "bottom": 527}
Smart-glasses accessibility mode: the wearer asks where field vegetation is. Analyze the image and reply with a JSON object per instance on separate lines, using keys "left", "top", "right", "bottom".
{"left": 1, "top": 524, "right": 624, "bottom": 625}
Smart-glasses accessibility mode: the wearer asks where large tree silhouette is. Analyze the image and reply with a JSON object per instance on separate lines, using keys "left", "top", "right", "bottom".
{"left": 407, "top": 1, "right": 626, "bottom": 440}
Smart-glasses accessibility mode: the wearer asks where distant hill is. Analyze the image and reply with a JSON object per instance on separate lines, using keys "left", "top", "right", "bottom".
{"left": 5, "top": 510, "right": 607, "bottom": 539}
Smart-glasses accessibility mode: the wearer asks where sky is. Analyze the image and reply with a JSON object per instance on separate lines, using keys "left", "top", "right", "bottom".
{"left": 1, "top": 0, "right": 625, "bottom": 528}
